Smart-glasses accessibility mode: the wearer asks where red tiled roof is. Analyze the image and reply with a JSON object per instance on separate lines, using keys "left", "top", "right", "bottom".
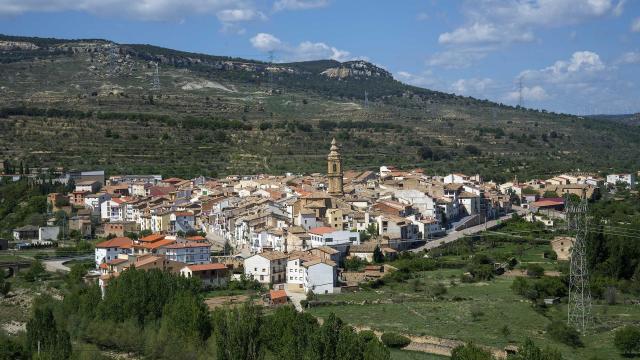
{"left": 141, "top": 239, "right": 176, "bottom": 250}
{"left": 269, "top": 289, "right": 287, "bottom": 300}
{"left": 186, "top": 263, "right": 227, "bottom": 272}
{"left": 139, "top": 234, "right": 165, "bottom": 242}
{"left": 95, "top": 237, "right": 132, "bottom": 248}
{"left": 186, "top": 235, "right": 206, "bottom": 241}
{"left": 164, "top": 241, "right": 210, "bottom": 249}
{"left": 107, "top": 258, "right": 128, "bottom": 265}
{"left": 532, "top": 198, "right": 564, "bottom": 207}
{"left": 309, "top": 226, "right": 335, "bottom": 235}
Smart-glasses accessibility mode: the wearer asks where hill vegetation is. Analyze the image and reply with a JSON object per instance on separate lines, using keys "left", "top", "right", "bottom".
{"left": 1, "top": 34, "right": 639, "bottom": 179}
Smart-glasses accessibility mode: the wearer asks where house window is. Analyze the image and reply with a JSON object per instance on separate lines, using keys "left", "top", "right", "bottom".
{"left": 254, "top": 267, "right": 257, "bottom": 271}
{"left": 349, "top": 237, "right": 357, "bottom": 242}
{"left": 325, "top": 238, "right": 333, "bottom": 242}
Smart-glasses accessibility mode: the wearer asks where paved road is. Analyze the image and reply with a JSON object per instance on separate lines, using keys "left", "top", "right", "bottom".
{"left": 285, "top": 290, "right": 306, "bottom": 312}
{"left": 43, "top": 255, "right": 92, "bottom": 273}
{"left": 411, "top": 210, "right": 527, "bottom": 252}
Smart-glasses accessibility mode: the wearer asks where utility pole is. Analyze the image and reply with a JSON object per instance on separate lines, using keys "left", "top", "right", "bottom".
{"left": 565, "top": 190, "right": 592, "bottom": 333}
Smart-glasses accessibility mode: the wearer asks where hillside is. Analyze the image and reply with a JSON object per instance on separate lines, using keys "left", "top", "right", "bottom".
{"left": 0, "top": 34, "right": 639, "bottom": 180}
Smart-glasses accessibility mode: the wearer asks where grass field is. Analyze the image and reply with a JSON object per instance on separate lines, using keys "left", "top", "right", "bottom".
{"left": 308, "top": 234, "right": 640, "bottom": 360}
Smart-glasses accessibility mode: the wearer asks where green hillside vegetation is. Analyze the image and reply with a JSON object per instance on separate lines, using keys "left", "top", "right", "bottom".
{"left": 1, "top": 34, "right": 639, "bottom": 179}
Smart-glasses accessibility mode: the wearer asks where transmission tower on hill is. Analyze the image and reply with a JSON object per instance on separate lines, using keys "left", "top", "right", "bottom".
{"left": 151, "top": 62, "right": 161, "bottom": 91}
{"left": 565, "top": 191, "right": 592, "bottom": 333}
{"left": 364, "top": 90, "right": 369, "bottom": 109}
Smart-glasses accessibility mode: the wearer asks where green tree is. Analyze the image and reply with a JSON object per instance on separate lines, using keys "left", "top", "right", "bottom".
{"left": 26, "top": 306, "right": 72, "bottom": 360}
{"left": 451, "top": 343, "right": 494, "bottom": 360}
{"left": 336, "top": 326, "right": 364, "bottom": 360}
{"left": 0, "top": 269, "right": 10, "bottom": 297}
{"left": 546, "top": 321, "right": 582, "bottom": 348}
{"left": 363, "top": 337, "right": 389, "bottom": 360}
{"left": 507, "top": 339, "right": 564, "bottom": 360}
{"left": 614, "top": 326, "right": 640, "bottom": 355}
{"left": 373, "top": 246, "right": 384, "bottom": 263}
{"left": 212, "top": 303, "right": 263, "bottom": 360}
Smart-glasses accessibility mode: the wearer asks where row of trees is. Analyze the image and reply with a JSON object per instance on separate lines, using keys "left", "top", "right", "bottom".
{"left": 6, "top": 267, "right": 390, "bottom": 359}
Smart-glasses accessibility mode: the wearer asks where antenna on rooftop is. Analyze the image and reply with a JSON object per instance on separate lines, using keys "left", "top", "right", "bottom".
{"left": 151, "top": 62, "right": 161, "bottom": 91}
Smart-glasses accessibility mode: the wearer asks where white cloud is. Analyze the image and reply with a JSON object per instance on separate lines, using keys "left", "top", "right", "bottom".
{"left": 431, "top": 0, "right": 618, "bottom": 68}
{"left": 416, "top": 12, "right": 429, "bottom": 21}
{"left": 250, "top": 33, "right": 283, "bottom": 52}
{"left": 617, "top": 51, "right": 640, "bottom": 64}
{"left": 613, "top": 0, "right": 626, "bottom": 16}
{"left": 249, "top": 32, "right": 353, "bottom": 62}
{"left": 505, "top": 85, "right": 549, "bottom": 102}
{"left": 395, "top": 70, "right": 442, "bottom": 88}
{"left": 216, "top": 8, "right": 265, "bottom": 22}
{"left": 451, "top": 78, "right": 494, "bottom": 95}
{"left": 439, "top": 22, "right": 533, "bottom": 45}
{"left": 273, "top": 0, "right": 329, "bottom": 12}
{"left": 428, "top": 47, "right": 492, "bottom": 69}
{"left": 522, "top": 51, "right": 605, "bottom": 84}
{"left": 632, "top": 17, "right": 640, "bottom": 32}
{"left": 0, "top": 0, "right": 245, "bottom": 21}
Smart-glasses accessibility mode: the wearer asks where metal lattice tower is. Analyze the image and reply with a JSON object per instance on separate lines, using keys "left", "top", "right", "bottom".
{"left": 364, "top": 90, "right": 369, "bottom": 109}
{"left": 151, "top": 62, "right": 161, "bottom": 91}
{"left": 517, "top": 77, "right": 524, "bottom": 108}
{"left": 565, "top": 192, "right": 592, "bottom": 333}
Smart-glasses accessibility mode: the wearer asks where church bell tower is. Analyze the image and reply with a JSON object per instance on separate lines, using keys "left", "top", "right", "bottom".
{"left": 327, "top": 138, "right": 344, "bottom": 196}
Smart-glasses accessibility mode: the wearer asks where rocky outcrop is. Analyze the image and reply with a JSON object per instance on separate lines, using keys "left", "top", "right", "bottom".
{"left": 320, "top": 60, "right": 392, "bottom": 79}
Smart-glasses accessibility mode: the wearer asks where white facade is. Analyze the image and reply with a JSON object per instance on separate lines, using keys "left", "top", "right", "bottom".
{"left": 304, "top": 262, "right": 336, "bottom": 294}
{"left": 606, "top": 173, "right": 636, "bottom": 186}
{"left": 85, "top": 193, "right": 111, "bottom": 216}
{"left": 38, "top": 226, "right": 60, "bottom": 241}
{"left": 309, "top": 229, "right": 360, "bottom": 248}
{"left": 286, "top": 258, "right": 305, "bottom": 285}
{"left": 95, "top": 247, "right": 128, "bottom": 268}
{"left": 244, "top": 254, "right": 287, "bottom": 284}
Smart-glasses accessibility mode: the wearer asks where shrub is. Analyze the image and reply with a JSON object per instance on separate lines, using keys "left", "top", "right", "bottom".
{"left": 614, "top": 326, "right": 640, "bottom": 355}
{"left": 546, "top": 321, "right": 582, "bottom": 347}
{"left": 380, "top": 332, "right": 410, "bottom": 348}
{"left": 359, "top": 330, "right": 377, "bottom": 343}
{"left": 451, "top": 343, "right": 493, "bottom": 360}
{"left": 526, "top": 264, "right": 545, "bottom": 278}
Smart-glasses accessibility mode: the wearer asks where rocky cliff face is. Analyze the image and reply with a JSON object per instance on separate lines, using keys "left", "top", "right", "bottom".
{"left": 320, "top": 60, "right": 392, "bottom": 80}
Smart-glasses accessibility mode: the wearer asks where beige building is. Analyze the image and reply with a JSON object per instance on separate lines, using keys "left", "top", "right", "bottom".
{"left": 551, "top": 236, "right": 575, "bottom": 261}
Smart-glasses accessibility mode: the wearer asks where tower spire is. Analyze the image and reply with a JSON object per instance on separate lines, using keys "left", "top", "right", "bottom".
{"left": 327, "top": 138, "right": 344, "bottom": 196}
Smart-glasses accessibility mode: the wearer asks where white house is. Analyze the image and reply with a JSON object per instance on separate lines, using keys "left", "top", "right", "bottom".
{"left": 163, "top": 241, "right": 210, "bottom": 265}
{"left": 38, "top": 226, "right": 60, "bottom": 241}
{"left": 606, "top": 173, "right": 636, "bottom": 187}
{"left": 180, "top": 263, "right": 229, "bottom": 288}
{"left": 75, "top": 180, "right": 101, "bottom": 193}
{"left": 244, "top": 251, "right": 288, "bottom": 284}
{"left": 100, "top": 198, "right": 128, "bottom": 221}
{"left": 84, "top": 193, "right": 111, "bottom": 216}
{"left": 302, "top": 259, "right": 337, "bottom": 295}
{"left": 376, "top": 214, "right": 419, "bottom": 240}
{"left": 94, "top": 237, "right": 133, "bottom": 268}
{"left": 308, "top": 227, "right": 360, "bottom": 248}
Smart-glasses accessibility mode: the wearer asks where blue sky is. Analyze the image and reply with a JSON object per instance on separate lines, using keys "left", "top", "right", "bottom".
{"left": 1, "top": 0, "right": 639, "bottom": 115}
